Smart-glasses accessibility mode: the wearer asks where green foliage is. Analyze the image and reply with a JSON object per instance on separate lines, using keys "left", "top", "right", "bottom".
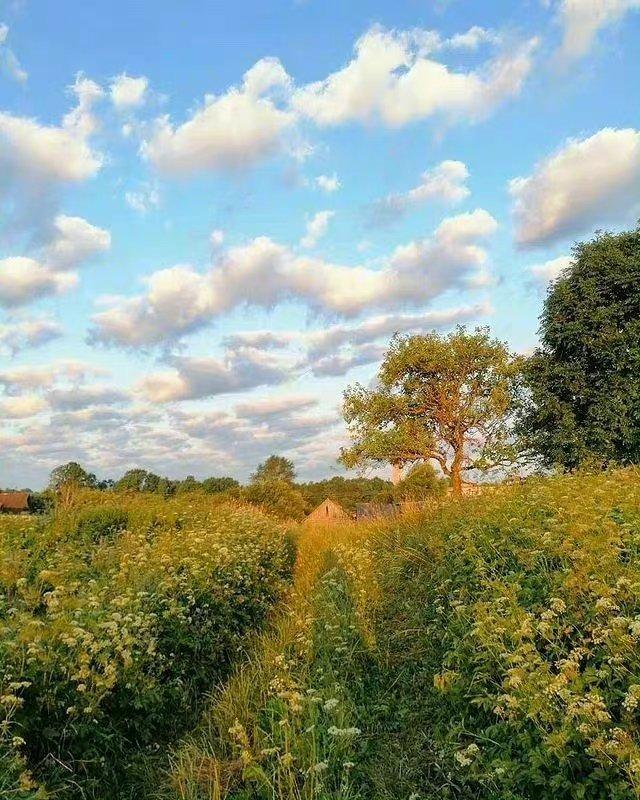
{"left": 115, "top": 468, "right": 162, "bottom": 493}
{"left": 300, "top": 476, "right": 392, "bottom": 513}
{"left": 392, "top": 462, "right": 448, "bottom": 501}
{"left": 0, "top": 494, "right": 295, "bottom": 798}
{"left": 251, "top": 455, "right": 296, "bottom": 485}
{"left": 49, "top": 461, "right": 98, "bottom": 490}
{"left": 202, "top": 476, "right": 240, "bottom": 494}
{"left": 520, "top": 226, "right": 640, "bottom": 471}
{"left": 74, "top": 506, "right": 129, "bottom": 544}
{"left": 340, "top": 327, "right": 523, "bottom": 493}
{"left": 245, "top": 478, "right": 307, "bottom": 521}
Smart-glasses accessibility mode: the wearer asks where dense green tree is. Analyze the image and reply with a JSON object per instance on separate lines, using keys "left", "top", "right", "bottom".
{"left": 115, "top": 469, "right": 161, "bottom": 493}
{"left": 341, "top": 328, "right": 523, "bottom": 495}
{"left": 202, "top": 476, "right": 240, "bottom": 494}
{"left": 393, "top": 463, "right": 448, "bottom": 502}
{"left": 49, "top": 462, "right": 98, "bottom": 491}
{"left": 175, "top": 475, "right": 201, "bottom": 494}
{"left": 251, "top": 455, "right": 296, "bottom": 485}
{"left": 245, "top": 479, "right": 306, "bottom": 521}
{"left": 520, "top": 226, "right": 640, "bottom": 470}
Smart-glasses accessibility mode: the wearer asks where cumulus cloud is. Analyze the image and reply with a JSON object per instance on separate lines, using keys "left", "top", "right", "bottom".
{"left": 372, "top": 160, "right": 470, "bottom": 223}
{"left": 143, "top": 57, "right": 295, "bottom": 174}
{"left": 554, "top": 0, "right": 640, "bottom": 62}
{"left": 0, "top": 315, "right": 63, "bottom": 355}
{"left": 445, "top": 26, "right": 502, "bottom": 50}
{"left": 292, "top": 26, "right": 538, "bottom": 127}
{"left": 300, "top": 210, "right": 335, "bottom": 248}
{"left": 0, "top": 22, "right": 28, "bottom": 83}
{"left": 0, "top": 73, "right": 103, "bottom": 237}
{"left": 0, "top": 214, "right": 110, "bottom": 306}
{"left": 46, "top": 384, "right": 130, "bottom": 411}
{"left": 110, "top": 73, "right": 149, "bottom": 110}
{"left": 529, "top": 255, "right": 573, "bottom": 285}
{"left": 235, "top": 395, "right": 317, "bottom": 419}
{"left": 0, "top": 359, "right": 107, "bottom": 394}
{"left": 90, "top": 209, "right": 497, "bottom": 347}
{"left": 315, "top": 173, "right": 341, "bottom": 192}
{"left": 137, "top": 347, "right": 292, "bottom": 402}
{"left": 510, "top": 128, "right": 640, "bottom": 247}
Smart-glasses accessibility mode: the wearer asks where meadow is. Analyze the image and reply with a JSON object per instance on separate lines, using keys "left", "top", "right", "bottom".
{"left": 0, "top": 491, "right": 295, "bottom": 798}
{"left": 4, "top": 469, "right": 640, "bottom": 799}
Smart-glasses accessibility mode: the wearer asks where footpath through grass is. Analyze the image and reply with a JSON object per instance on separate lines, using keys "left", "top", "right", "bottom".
{"left": 165, "top": 468, "right": 640, "bottom": 800}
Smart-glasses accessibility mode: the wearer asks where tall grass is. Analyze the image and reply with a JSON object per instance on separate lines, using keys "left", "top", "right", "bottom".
{"left": 164, "top": 469, "right": 640, "bottom": 800}
{"left": 0, "top": 492, "right": 295, "bottom": 798}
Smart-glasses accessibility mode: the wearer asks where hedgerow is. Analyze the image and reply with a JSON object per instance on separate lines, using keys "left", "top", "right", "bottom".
{"left": 0, "top": 493, "right": 295, "bottom": 798}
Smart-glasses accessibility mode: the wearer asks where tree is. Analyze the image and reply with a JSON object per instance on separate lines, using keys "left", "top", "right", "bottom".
{"left": 202, "top": 476, "right": 240, "bottom": 494}
{"left": 175, "top": 475, "right": 201, "bottom": 494}
{"left": 49, "top": 462, "right": 98, "bottom": 491}
{"left": 251, "top": 455, "right": 296, "bottom": 484}
{"left": 520, "top": 227, "right": 640, "bottom": 471}
{"left": 245, "top": 479, "right": 306, "bottom": 521}
{"left": 393, "top": 463, "right": 448, "bottom": 502}
{"left": 340, "top": 327, "right": 522, "bottom": 495}
{"left": 115, "top": 469, "right": 161, "bottom": 493}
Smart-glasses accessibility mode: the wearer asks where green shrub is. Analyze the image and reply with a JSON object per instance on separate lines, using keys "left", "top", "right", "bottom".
{"left": 74, "top": 506, "right": 129, "bottom": 543}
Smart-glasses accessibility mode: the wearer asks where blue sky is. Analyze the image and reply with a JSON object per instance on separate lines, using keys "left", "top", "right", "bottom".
{"left": 0, "top": 0, "right": 638, "bottom": 488}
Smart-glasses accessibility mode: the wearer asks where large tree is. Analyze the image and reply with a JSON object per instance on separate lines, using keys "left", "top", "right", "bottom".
{"left": 340, "top": 327, "right": 522, "bottom": 495}
{"left": 251, "top": 455, "right": 296, "bottom": 484}
{"left": 520, "top": 226, "right": 640, "bottom": 470}
{"left": 49, "top": 462, "right": 98, "bottom": 491}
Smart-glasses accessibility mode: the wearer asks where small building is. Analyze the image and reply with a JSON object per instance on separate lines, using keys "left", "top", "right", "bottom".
{"left": 306, "top": 498, "right": 350, "bottom": 523}
{"left": 0, "top": 491, "right": 30, "bottom": 514}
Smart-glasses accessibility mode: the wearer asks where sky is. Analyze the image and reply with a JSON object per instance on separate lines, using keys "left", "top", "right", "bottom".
{"left": 0, "top": 0, "right": 638, "bottom": 489}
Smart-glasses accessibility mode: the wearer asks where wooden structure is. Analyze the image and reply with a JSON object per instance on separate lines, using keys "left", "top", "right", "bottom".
{"left": 0, "top": 491, "right": 30, "bottom": 514}
{"left": 306, "top": 498, "right": 350, "bottom": 523}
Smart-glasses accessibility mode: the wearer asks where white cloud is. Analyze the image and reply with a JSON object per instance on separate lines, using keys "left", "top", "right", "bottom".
{"left": 0, "top": 257, "right": 77, "bottom": 307}
{"left": 44, "top": 214, "right": 111, "bottom": 270}
{"left": 235, "top": 395, "right": 317, "bottom": 419}
{"left": 90, "top": 209, "right": 498, "bottom": 347}
{"left": 373, "top": 160, "right": 470, "bottom": 222}
{"left": 446, "top": 26, "right": 501, "bottom": 50}
{"left": 554, "top": 0, "right": 640, "bottom": 62}
{"left": 0, "top": 316, "right": 63, "bottom": 355}
{"left": 110, "top": 73, "right": 149, "bottom": 110}
{"left": 137, "top": 347, "right": 292, "bottom": 402}
{"left": 529, "top": 255, "right": 573, "bottom": 285}
{"left": 0, "top": 394, "right": 47, "bottom": 418}
{"left": 0, "top": 23, "right": 28, "bottom": 83}
{"left": 47, "top": 385, "right": 130, "bottom": 411}
{"left": 315, "top": 173, "right": 341, "bottom": 192}
{"left": 0, "top": 214, "right": 110, "bottom": 306}
{"left": 510, "top": 127, "right": 640, "bottom": 247}
{"left": 210, "top": 229, "right": 225, "bottom": 248}
{"left": 125, "top": 183, "right": 161, "bottom": 213}
{"left": 292, "top": 26, "right": 538, "bottom": 127}
{"left": 0, "top": 360, "right": 106, "bottom": 393}
{"left": 143, "top": 58, "right": 295, "bottom": 174}
{"left": 300, "top": 210, "right": 335, "bottom": 248}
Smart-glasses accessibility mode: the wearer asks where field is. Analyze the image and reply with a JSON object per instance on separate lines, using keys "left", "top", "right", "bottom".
{"left": 0, "top": 492, "right": 295, "bottom": 799}
{"left": 4, "top": 470, "right": 640, "bottom": 799}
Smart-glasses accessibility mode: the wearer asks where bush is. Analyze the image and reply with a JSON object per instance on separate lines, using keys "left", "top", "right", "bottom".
{"left": 246, "top": 478, "right": 307, "bottom": 521}
{"left": 74, "top": 506, "right": 129, "bottom": 543}
{"left": 0, "top": 495, "right": 295, "bottom": 798}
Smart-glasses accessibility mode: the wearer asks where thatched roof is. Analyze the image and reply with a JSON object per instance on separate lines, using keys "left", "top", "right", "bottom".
{"left": 0, "top": 491, "right": 30, "bottom": 512}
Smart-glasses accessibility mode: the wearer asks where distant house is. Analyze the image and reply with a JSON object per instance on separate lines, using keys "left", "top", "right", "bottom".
{"left": 0, "top": 491, "right": 31, "bottom": 514}
{"left": 306, "top": 498, "right": 350, "bottom": 523}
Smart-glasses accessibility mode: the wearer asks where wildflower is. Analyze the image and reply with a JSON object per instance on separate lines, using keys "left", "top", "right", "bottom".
{"left": 323, "top": 697, "right": 339, "bottom": 711}
{"left": 328, "top": 726, "right": 361, "bottom": 738}
{"left": 313, "top": 761, "right": 329, "bottom": 773}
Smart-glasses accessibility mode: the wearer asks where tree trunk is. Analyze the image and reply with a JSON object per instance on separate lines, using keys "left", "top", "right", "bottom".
{"left": 450, "top": 447, "right": 463, "bottom": 496}
{"left": 391, "top": 463, "right": 403, "bottom": 485}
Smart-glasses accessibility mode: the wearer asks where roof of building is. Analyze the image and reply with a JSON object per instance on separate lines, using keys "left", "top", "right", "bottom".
{"left": 0, "top": 491, "right": 30, "bottom": 511}
{"left": 307, "top": 497, "right": 349, "bottom": 520}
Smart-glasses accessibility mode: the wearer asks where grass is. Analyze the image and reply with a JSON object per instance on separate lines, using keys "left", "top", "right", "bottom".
{"left": 162, "top": 469, "right": 640, "bottom": 800}
{"left": 0, "top": 491, "right": 295, "bottom": 799}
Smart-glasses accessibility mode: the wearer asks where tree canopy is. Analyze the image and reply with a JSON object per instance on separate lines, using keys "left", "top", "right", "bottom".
{"left": 251, "top": 455, "right": 296, "bottom": 484}
{"left": 340, "top": 327, "right": 522, "bottom": 494}
{"left": 519, "top": 226, "right": 640, "bottom": 470}
{"left": 49, "top": 462, "right": 98, "bottom": 491}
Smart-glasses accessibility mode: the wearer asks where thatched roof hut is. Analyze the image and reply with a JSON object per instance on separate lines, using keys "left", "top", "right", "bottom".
{"left": 0, "top": 491, "right": 30, "bottom": 513}
{"left": 306, "top": 498, "right": 350, "bottom": 523}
